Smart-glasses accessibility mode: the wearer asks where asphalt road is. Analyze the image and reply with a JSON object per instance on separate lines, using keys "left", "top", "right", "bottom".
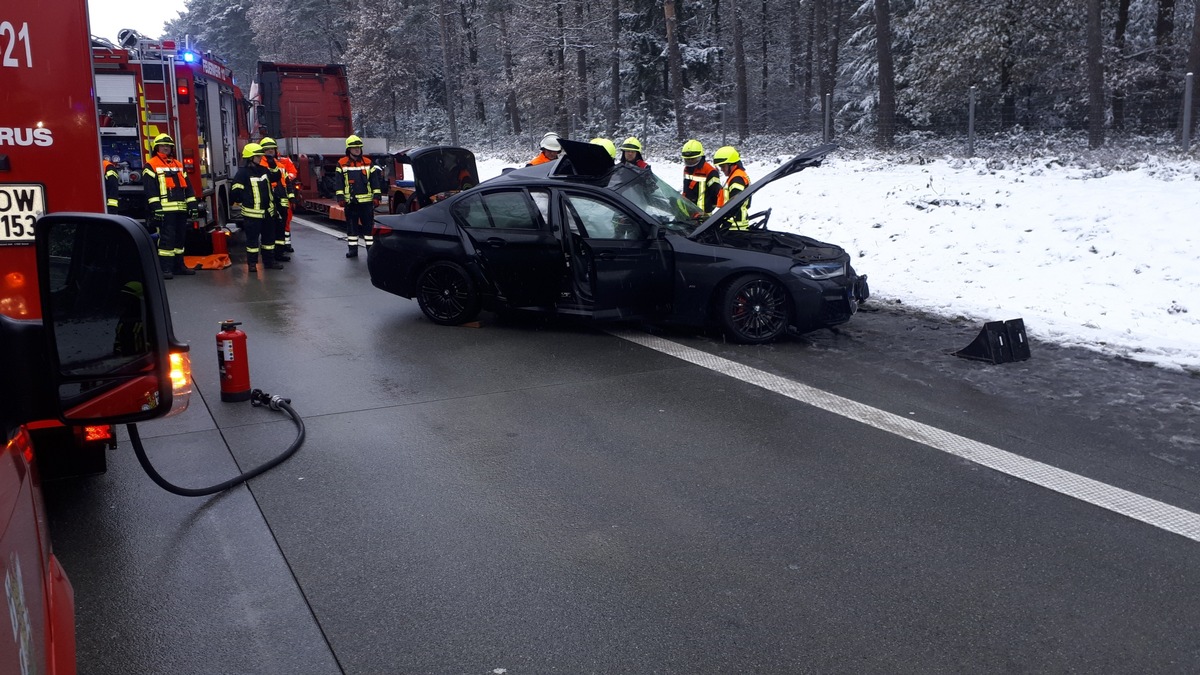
{"left": 45, "top": 217, "right": 1200, "bottom": 674}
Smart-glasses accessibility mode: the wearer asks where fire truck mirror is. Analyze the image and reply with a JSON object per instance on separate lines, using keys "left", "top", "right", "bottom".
{"left": 35, "top": 214, "right": 177, "bottom": 424}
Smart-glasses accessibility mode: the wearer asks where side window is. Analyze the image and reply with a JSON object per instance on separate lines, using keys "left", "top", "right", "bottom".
{"left": 453, "top": 193, "right": 490, "bottom": 228}
{"left": 452, "top": 190, "right": 541, "bottom": 230}
{"left": 563, "top": 194, "right": 643, "bottom": 240}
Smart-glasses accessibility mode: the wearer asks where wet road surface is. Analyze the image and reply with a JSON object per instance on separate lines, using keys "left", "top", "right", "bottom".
{"left": 46, "top": 217, "right": 1200, "bottom": 673}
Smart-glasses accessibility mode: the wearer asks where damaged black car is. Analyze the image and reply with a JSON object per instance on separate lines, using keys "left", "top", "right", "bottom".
{"left": 367, "top": 140, "right": 869, "bottom": 344}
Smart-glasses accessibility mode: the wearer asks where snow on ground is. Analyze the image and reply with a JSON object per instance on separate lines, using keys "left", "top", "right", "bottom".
{"left": 473, "top": 153, "right": 1200, "bottom": 373}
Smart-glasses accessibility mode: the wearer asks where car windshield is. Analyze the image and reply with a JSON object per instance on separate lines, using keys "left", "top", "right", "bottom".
{"left": 609, "top": 169, "right": 703, "bottom": 235}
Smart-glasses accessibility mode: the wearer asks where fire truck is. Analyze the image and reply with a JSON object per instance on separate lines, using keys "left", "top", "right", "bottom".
{"left": 93, "top": 30, "right": 248, "bottom": 241}
{"left": 2, "top": 1, "right": 192, "bottom": 672}
{"left": 247, "top": 61, "right": 389, "bottom": 222}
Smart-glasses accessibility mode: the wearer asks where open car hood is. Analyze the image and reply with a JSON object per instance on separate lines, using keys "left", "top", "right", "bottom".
{"left": 691, "top": 143, "right": 837, "bottom": 239}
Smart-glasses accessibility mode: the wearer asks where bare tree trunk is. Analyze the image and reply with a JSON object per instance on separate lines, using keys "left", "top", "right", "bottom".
{"left": 438, "top": 0, "right": 459, "bottom": 144}
{"left": 874, "top": 0, "right": 896, "bottom": 148}
{"left": 1087, "top": 0, "right": 1105, "bottom": 148}
{"left": 575, "top": 0, "right": 589, "bottom": 127}
{"left": 1112, "top": 0, "right": 1131, "bottom": 130}
{"left": 498, "top": 11, "right": 521, "bottom": 134}
{"left": 1155, "top": 0, "right": 1178, "bottom": 128}
{"left": 1185, "top": 0, "right": 1200, "bottom": 137}
{"left": 555, "top": 0, "right": 569, "bottom": 133}
{"left": 733, "top": 0, "right": 749, "bottom": 141}
{"left": 459, "top": 0, "right": 486, "bottom": 124}
{"left": 665, "top": 0, "right": 686, "bottom": 139}
{"left": 761, "top": 0, "right": 769, "bottom": 99}
{"left": 609, "top": 0, "right": 621, "bottom": 133}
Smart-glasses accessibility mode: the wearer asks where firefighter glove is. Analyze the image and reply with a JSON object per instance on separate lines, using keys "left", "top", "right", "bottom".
{"left": 337, "top": 197, "right": 346, "bottom": 207}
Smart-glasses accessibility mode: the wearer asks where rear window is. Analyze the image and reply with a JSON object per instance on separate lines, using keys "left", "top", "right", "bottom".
{"left": 452, "top": 190, "right": 541, "bottom": 230}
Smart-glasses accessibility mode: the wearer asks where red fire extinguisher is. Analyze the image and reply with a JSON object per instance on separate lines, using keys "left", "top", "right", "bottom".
{"left": 217, "top": 320, "right": 251, "bottom": 402}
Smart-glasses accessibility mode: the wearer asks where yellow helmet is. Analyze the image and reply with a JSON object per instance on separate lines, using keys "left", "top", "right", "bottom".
{"left": 260, "top": 137, "right": 278, "bottom": 149}
{"left": 346, "top": 135, "right": 364, "bottom": 149}
{"left": 681, "top": 139, "right": 704, "bottom": 159}
{"left": 152, "top": 133, "right": 175, "bottom": 147}
{"left": 619, "top": 137, "right": 643, "bottom": 153}
{"left": 713, "top": 146, "right": 740, "bottom": 165}
{"left": 590, "top": 137, "right": 617, "bottom": 159}
{"left": 241, "top": 142, "right": 264, "bottom": 159}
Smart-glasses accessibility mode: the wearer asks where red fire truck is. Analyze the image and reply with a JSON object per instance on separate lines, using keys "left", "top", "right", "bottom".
{"left": 2, "top": 1, "right": 192, "bottom": 672}
{"left": 93, "top": 30, "right": 249, "bottom": 239}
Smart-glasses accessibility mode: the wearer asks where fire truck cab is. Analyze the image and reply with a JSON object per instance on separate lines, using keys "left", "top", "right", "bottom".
{"left": 2, "top": 1, "right": 192, "bottom": 672}
{"left": 93, "top": 30, "right": 248, "bottom": 241}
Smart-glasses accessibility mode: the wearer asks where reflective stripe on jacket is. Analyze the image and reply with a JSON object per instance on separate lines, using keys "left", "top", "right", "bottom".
{"left": 717, "top": 165, "right": 751, "bottom": 229}
{"left": 335, "top": 156, "right": 382, "bottom": 203}
{"left": 143, "top": 153, "right": 196, "bottom": 212}
{"left": 231, "top": 164, "right": 273, "bottom": 219}
{"left": 104, "top": 160, "right": 120, "bottom": 208}
{"left": 682, "top": 161, "right": 721, "bottom": 214}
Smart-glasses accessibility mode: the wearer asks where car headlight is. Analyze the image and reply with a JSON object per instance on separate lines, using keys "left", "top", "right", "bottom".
{"left": 790, "top": 262, "right": 846, "bottom": 280}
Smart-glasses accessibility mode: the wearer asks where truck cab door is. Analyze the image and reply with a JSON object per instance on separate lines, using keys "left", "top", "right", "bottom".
{"left": 451, "top": 189, "right": 563, "bottom": 308}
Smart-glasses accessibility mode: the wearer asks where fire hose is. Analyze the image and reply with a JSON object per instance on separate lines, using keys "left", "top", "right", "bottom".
{"left": 126, "top": 388, "right": 305, "bottom": 497}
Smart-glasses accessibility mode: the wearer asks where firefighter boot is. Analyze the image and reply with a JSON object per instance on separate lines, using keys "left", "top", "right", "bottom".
{"left": 174, "top": 257, "right": 197, "bottom": 276}
{"left": 346, "top": 245, "right": 358, "bottom": 258}
{"left": 247, "top": 251, "right": 258, "bottom": 272}
{"left": 263, "top": 251, "right": 284, "bottom": 270}
{"left": 160, "top": 255, "right": 174, "bottom": 280}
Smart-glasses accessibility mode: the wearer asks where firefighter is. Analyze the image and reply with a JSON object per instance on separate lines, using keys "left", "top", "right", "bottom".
{"left": 590, "top": 137, "right": 617, "bottom": 162}
{"left": 680, "top": 140, "right": 721, "bottom": 215}
{"left": 713, "top": 146, "right": 751, "bottom": 230}
{"left": 258, "top": 137, "right": 290, "bottom": 262}
{"left": 142, "top": 133, "right": 198, "bottom": 278}
{"left": 103, "top": 158, "right": 120, "bottom": 214}
{"left": 335, "top": 135, "right": 383, "bottom": 258}
{"left": 261, "top": 137, "right": 298, "bottom": 254}
{"left": 527, "top": 133, "right": 562, "bottom": 166}
{"left": 231, "top": 143, "right": 282, "bottom": 272}
{"left": 618, "top": 137, "right": 649, "bottom": 169}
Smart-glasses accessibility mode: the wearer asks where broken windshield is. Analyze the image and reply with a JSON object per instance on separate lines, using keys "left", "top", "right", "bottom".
{"left": 609, "top": 168, "right": 703, "bottom": 235}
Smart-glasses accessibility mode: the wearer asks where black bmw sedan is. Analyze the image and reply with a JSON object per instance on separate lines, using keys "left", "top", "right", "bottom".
{"left": 367, "top": 141, "right": 869, "bottom": 344}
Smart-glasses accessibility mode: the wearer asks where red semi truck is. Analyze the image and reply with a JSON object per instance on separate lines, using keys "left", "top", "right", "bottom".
{"left": 2, "top": 2, "right": 193, "bottom": 673}
{"left": 247, "top": 61, "right": 389, "bottom": 221}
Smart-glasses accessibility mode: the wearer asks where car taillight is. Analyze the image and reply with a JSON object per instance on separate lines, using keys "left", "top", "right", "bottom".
{"left": 167, "top": 350, "right": 192, "bottom": 417}
{"left": 372, "top": 224, "right": 394, "bottom": 237}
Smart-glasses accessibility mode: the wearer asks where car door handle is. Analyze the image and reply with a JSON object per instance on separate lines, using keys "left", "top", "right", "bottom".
{"left": 485, "top": 237, "right": 506, "bottom": 248}
{"left": 597, "top": 252, "right": 616, "bottom": 260}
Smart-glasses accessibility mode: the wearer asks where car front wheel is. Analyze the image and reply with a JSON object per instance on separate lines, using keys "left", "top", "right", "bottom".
{"left": 416, "top": 261, "right": 481, "bottom": 325}
{"left": 717, "top": 273, "right": 790, "bottom": 344}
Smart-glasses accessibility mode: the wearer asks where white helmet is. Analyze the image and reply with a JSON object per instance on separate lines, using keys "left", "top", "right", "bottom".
{"left": 541, "top": 132, "right": 562, "bottom": 153}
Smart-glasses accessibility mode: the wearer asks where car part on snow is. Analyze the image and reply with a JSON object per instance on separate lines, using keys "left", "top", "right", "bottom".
{"left": 954, "top": 318, "right": 1031, "bottom": 364}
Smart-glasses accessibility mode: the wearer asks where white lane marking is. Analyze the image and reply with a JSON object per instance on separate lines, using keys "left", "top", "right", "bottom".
{"left": 610, "top": 329, "right": 1200, "bottom": 543}
{"left": 290, "top": 214, "right": 346, "bottom": 240}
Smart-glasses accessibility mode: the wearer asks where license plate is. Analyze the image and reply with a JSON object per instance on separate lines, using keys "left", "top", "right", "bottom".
{"left": 0, "top": 183, "right": 45, "bottom": 244}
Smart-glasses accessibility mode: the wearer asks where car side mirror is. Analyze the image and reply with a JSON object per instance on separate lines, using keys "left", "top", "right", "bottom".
{"left": 36, "top": 214, "right": 191, "bottom": 424}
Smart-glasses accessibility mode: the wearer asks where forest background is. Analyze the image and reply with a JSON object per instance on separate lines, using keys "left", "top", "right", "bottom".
{"left": 162, "top": 0, "right": 1200, "bottom": 159}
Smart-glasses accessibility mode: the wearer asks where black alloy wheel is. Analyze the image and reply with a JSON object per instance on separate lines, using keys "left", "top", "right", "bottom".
{"left": 718, "top": 273, "right": 790, "bottom": 344}
{"left": 416, "top": 261, "right": 481, "bottom": 325}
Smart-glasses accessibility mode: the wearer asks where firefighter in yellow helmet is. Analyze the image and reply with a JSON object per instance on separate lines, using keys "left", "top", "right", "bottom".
{"left": 260, "top": 137, "right": 298, "bottom": 255}
{"left": 142, "top": 133, "right": 198, "bottom": 278}
{"left": 618, "top": 137, "right": 648, "bottom": 169}
{"left": 713, "top": 146, "right": 751, "bottom": 230}
{"left": 680, "top": 140, "right": 721, "bottom": 215}
{"left": 256, "top": 137, "right": 290, "bottom": 263}
{"left": 230, "top": 143, "right": 282, "bottom": 272}
{"left": 590, "top": 137, "right": 617, "bottom": 161}
{"left": 335, "top": 135, "right": 383, "bottom": 258}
